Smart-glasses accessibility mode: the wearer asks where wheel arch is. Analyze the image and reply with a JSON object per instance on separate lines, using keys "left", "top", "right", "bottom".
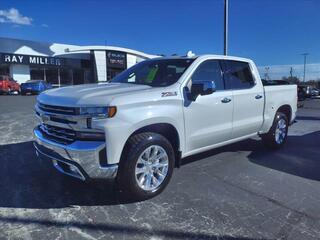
{"left": 120, "top": 123, "right": 181, "bottom": 166}
{"left": 277, "top": 104, "right": 292, "bottom": 122}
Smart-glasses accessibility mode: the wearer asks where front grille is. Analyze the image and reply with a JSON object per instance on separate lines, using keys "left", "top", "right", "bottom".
{"left": 39, "top": 124, "right": 76, "bottom": 144}
{"left": 38, "top": 102, "right": 79, "bottom": 115}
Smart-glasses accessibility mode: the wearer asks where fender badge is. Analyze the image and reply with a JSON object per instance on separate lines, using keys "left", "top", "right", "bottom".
{"left": 161, "top": 91, "right": 177, "bottom": 97}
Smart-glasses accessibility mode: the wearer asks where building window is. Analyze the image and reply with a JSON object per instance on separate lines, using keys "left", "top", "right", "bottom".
{"left": 30, "top": 67, "right": 45, "bottom": 80}
{"left": 0, "top": 65, "right": 9, "bottom": 75}
{"left": 84, "top": 69, "right": 93, "bottom": 84}
{"left": 73, "top": 69, "right": 84, "bottom": 85}
{"left": 30, "top": 67, "right": 86, "bottom": 86}
{"left": 60, "top": 68, "right": 73, "bottom": 85}
{"left": 107, "top": 68, "right": 124, "bottom": 81}
{"left": 45, "top": 68, "right": 59, "bottom": 86}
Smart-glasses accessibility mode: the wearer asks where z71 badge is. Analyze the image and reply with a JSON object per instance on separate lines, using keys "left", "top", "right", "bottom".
{"left": 161, "top": 91, "right": 177, "bottom": 97}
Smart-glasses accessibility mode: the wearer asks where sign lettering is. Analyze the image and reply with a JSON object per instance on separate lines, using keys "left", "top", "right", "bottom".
{"left": 106, "top": 51, "right": 127, "bottom": 69}
{"left": 0, "top": 53, "right": 63, "bottom": 66}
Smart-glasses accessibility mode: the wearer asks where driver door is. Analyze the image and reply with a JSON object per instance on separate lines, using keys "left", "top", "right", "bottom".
{"left": 183, "top": 60, "right": 233, "bottom": 154}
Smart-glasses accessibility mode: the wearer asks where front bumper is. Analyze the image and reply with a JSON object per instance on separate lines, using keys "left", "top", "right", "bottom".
{"left": 33, "top": 127, "right": 118, "bottom": 181}
{"left": 0, "top": 89, "right": 9, "bottom": 94}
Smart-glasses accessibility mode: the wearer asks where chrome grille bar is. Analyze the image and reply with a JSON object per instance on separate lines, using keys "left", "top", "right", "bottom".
{"left": 40, "top": 124, "right": 75, "bottom": 144}
{"left": 43, "top": 125, "right": 76, "bottom": 137}
{"left": 38, "top": 103, "right": 79, "bottom": 115}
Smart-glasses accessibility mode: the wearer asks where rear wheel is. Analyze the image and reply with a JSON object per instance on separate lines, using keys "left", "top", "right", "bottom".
{"left": 261, "top": 112, "right": 288, "bottom": 149}
{"left": 118, "top": 132, "right": 175, "bottom": 200}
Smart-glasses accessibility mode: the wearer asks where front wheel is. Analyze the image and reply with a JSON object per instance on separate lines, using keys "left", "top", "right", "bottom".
{"left": 261, "top": 112, "right": 288, "bottom": 149}
{"left": 117, "top": 132, "right": 175, "bottom": 200}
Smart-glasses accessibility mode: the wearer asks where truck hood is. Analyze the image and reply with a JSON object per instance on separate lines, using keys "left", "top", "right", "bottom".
{"left": 37, "top": 83, "right": 152, "bottom": 106}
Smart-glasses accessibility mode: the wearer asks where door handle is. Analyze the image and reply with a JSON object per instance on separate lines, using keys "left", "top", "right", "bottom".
{"left": 255, "top": 94, "right": 263, "bottom": 99}
{"left": 221, "top": 97, "right": 232, "bottom": 103}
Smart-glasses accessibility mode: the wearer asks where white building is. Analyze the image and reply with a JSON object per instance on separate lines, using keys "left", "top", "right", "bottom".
{"left": 0, "top": 37, "right": 157, "bottom": 85}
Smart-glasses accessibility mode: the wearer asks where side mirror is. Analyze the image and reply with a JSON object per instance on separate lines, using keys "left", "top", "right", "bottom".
{"left": 189, "top": 80, "right": 216, "bottom": 101}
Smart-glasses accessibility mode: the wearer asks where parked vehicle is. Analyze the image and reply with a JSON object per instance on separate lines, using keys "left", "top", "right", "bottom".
{"left": 310, "top": 88, "right": 319, "bottom": 97}
{"left": 33, "top": 55, "right": 297, "bottom": 200}
{"left": 0, "top": 75, "right": 20, "bottom": 94}
{"left": 21, "top": 80, "right": 52, "bottom": 95}
{"left": 297, "top": 86, "right": 306, "bottom": 108}
{"left": 298, "top": 85, "right": 319, "bottom": 98}
{"left": 261, "top": 79, "right": 290, "bottom": 86}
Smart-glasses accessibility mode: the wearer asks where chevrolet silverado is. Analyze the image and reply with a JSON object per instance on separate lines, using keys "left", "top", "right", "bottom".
{"left": 33, "top": 55, "right": 297, "bottom": 200}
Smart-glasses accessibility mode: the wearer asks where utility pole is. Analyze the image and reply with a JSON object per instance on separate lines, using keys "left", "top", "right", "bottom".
{"left": 224, "top": 0, "right": 228, "bottom": 55}
{"left": 301, "top": 53, "right": 309, "bottom": 82}
{"left": 290, "top": 67, "right": 293, "bottom": 79}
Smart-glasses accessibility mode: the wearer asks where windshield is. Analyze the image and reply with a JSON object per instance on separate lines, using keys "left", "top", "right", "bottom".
{"left": 110, "top": 58, "right": 194, "bottom": 87}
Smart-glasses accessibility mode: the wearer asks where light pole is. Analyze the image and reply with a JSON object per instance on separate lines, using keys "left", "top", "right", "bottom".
{"left": 264, "top": 67, "right": 270, "bottom": 80}
{"left": 224, "top": 0, "right": 228, "bottom": 55}
{"left": 301, "top": 53, "right": 309, "bottom": 82}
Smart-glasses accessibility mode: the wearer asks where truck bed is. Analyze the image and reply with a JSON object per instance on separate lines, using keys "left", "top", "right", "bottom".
{"left": 260, "top": 84, "right": 297, "bottom": 133}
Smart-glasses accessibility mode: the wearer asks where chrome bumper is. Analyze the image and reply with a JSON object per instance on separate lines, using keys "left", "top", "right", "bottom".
{"left": 33, "top": 127, "right": 118, "bottom": 181}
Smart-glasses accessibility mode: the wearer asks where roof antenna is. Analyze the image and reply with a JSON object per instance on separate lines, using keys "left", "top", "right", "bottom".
{"left": 187, "top": 50, "right": 195, "bottom": 57}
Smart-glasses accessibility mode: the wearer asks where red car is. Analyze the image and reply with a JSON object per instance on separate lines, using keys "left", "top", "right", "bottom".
{"left": 0, "top": 75, "right": 20, "bottom": 94}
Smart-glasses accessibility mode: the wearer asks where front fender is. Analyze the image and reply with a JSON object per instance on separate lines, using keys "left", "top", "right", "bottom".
{"left": 95, "top": 100, "right": 185, "bottom": 165}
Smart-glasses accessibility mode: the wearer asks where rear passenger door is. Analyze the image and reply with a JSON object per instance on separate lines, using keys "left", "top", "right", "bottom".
{"left": 221, "top": 60, "right": 264, "bottom": 139}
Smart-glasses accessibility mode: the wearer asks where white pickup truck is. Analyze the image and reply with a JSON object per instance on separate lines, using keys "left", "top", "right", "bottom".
{"left": 34, "top": 55, "right": 297, "bottom": 200}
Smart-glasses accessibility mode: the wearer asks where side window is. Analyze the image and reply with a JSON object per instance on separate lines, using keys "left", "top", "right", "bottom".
{"left": 191, "top": 60, "right": 224, "bottom": 91}
{"left": 223, "top": 60, "right": 255, "bottom": 90}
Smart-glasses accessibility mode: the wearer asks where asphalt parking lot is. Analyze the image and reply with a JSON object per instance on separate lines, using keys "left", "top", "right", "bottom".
{"left": 0, "top": 96, "right": 319, "bottom": 240}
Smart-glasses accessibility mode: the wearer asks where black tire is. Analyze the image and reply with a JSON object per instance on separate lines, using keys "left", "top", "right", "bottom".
{"left": 261, "top": 112, "right": 288, "bottom": 149}
{"left": 117, "top": 132, "right": 175, "bottom": 200}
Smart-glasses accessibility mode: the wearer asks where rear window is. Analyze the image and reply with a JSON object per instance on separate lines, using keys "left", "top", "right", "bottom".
{"left": 222, "top": 60, "right": 255, "bottom": 90}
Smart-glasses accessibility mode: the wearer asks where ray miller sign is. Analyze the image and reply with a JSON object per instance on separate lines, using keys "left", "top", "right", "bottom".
{"left": 0, "top": 53, "right": 64, "bottom": 66}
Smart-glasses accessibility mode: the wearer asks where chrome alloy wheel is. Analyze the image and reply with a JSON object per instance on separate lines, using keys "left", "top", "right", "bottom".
{"left": 275, "top": 118, "right": 287, "bottom": 144}
{"left": 135, "top": 145, "right": 169, "bottom": 191}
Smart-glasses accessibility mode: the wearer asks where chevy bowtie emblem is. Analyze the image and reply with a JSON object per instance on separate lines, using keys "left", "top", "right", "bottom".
{"left": 161, "top": 91, "right": 177, "bottom": 97}
{"left": 41, "top": 114, "right": 50, "bottom": 123}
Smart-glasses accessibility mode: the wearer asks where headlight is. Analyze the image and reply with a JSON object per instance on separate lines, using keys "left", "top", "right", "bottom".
{"left": 79, "top": 106, "right": 117, "bottom": 118}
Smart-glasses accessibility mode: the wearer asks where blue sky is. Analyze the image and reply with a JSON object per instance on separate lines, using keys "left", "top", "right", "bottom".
{"left": 0, "top": 0, "right": 319, "bottom": 79}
